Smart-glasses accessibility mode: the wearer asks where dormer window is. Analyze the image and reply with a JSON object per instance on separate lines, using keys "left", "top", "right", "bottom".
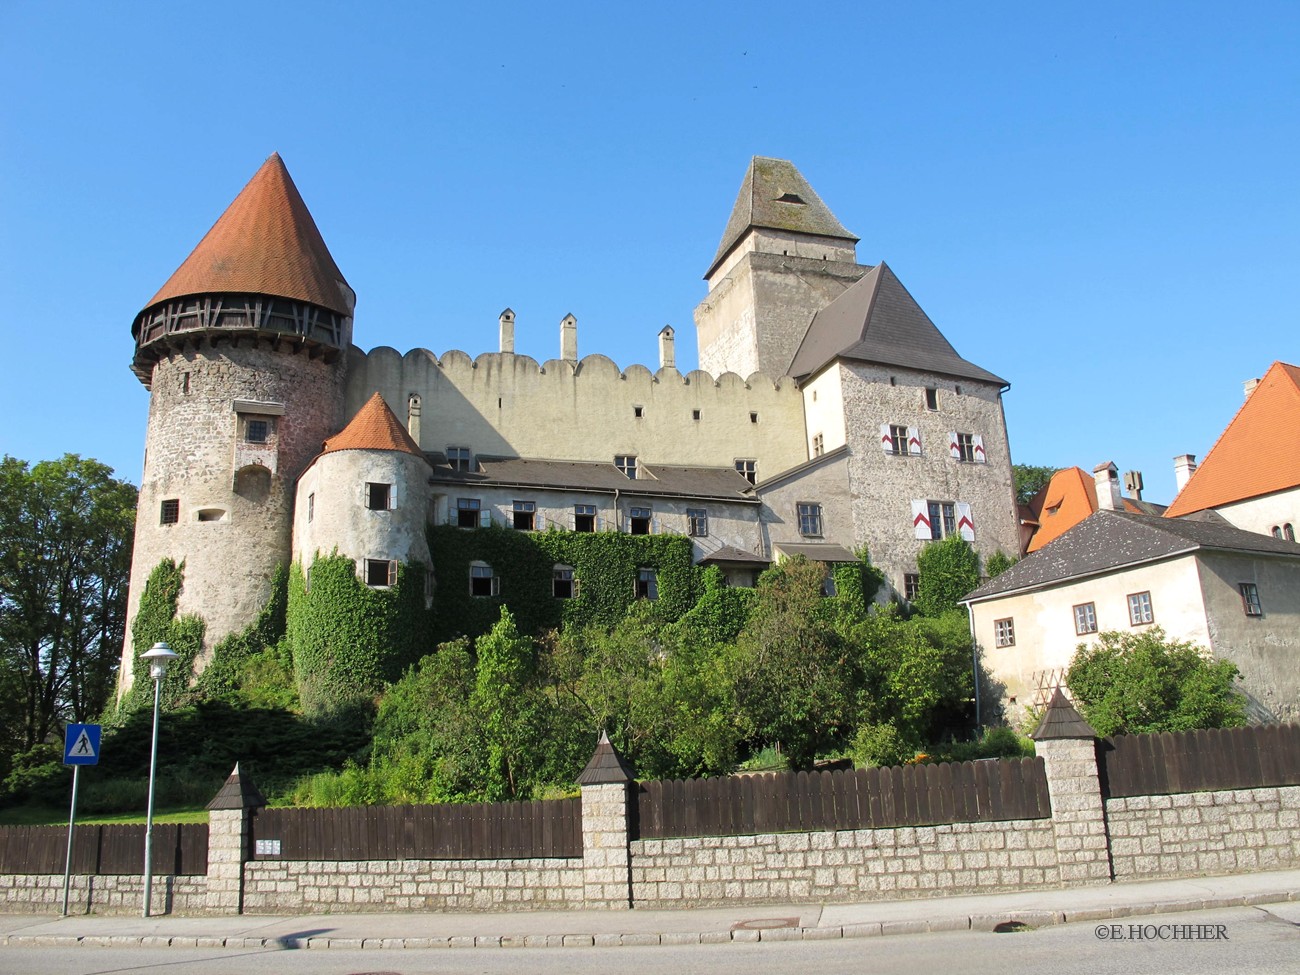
{"left": 615, "top": 455, "right": 637, "bottom": 479}
{"left": 775, "top": 192, "right": 806, "bottom": 205}
{"left": 447, "top": 447, "right": 472, "bottom": 472}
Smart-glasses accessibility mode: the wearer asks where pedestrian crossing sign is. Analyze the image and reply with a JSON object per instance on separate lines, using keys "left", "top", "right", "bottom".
{"left": 64, "top": 724, "right": 102, "bottom": 766}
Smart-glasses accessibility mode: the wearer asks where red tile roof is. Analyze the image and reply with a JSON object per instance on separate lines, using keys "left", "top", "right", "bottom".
{"left": 1026, "top": 467, "right": 1096, "bottom": 552}
{"left": 143, "top": 154, "right": 353, "bottom": 317}
{"left": 1165, "top": 361, "right": 1300, "bottom": 517}
{"left": 323, "top": 393, "right": 424, "bottom": 457}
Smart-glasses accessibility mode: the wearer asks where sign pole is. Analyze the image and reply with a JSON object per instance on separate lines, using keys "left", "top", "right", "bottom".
{"left": 61, "top": 765, "right": 81, "bottom": 917}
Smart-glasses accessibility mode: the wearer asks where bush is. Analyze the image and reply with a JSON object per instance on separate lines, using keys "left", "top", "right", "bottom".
{"left": 1066, "top": 627, "right": 1246, "bottom": 736}
{"left": 914, "top": 536, "right": 980, "bottom": 617}
{"left": 851, "top": 722, "right": 912, "bottom": 768}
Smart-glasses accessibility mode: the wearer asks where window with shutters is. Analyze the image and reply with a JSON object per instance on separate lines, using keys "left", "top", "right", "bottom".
{"left": 888, "top": 424, "right": 908, "bottom": 455}
{"left": 553, "top": 566, "right": 577, "bottom": 599}
{"left": 912, "top": 500, "right": 974, "bottom": 541}
{"left": 1074, "top": 602, "right": 1098, "bottom": 635}
{"left": 952, "top": 432, "right": 984, "bottom": 463}
{"left": 687, "top": 508, "right": 708, "bottom": 537}
{"left": 470, "top": 562, "right": 499, "bottom": 597}
{"left": 574, "top": 504, "right": 597, "bottom": 532}
{"left": 456, "top": 497, "right": 482, "bottom": 528}
{"left": 512, "top": 500, "right": 536, "bottom": 531}
{"left": 628, "top": 506, "right": 652, "bottom": 535}
{"left": 1127, "top": 591, "right": 1154, "bottom": 626}
{"left": 365, "top": 482, "right": 392, "bottom": 511}
{"left": 881, "top": 423, "right": 921, "bottom": 456}
{"left": 994, "top": 618, "right": 1015, "bottom": 647}
{"left": 635, "top": 568, "right": 659, "bottom": 600}
{"left": 364, "top": 558, "right": 398, "bottom": 588}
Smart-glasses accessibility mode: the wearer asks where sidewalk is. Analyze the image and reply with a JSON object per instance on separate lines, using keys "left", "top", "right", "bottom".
{"left": 2, "top": 870, "right": 1297, "bottom": 950}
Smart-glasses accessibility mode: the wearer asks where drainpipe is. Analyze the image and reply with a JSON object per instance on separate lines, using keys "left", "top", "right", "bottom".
{"left": 963, "top": 601, "right": 981, "bottom": 730}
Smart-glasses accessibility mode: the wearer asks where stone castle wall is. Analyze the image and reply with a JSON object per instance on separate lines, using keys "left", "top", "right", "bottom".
{"left": 120, "top": 342, "right": 346, "bottom": 691}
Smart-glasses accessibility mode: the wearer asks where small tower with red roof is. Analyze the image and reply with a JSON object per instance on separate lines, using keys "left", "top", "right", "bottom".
{"left": 120, "top": 154, "right": 355, "bottom": 692}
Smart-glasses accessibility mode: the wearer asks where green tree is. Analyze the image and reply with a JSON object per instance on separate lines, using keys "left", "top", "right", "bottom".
{"left": 1066, "top": 628, "right": 1246, "bottom": 736}
{"left": 0, "top": 455, "right": 136, "bottom": 761}
{"left": 1013, "top": 464, "right": 1058, "bottom": 506}
{"left": 470, "top": 607, "right": 549, "bottom": 800}
{"left": 913, "top": 535, "right": 981, "bottom": 617}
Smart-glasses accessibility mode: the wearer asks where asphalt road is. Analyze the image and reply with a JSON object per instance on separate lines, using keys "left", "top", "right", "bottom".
{"left": 1, "top": 904, "right": 1297, "bottom": 975}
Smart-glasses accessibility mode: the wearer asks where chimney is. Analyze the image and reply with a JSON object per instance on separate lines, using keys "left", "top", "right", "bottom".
{"left": 1093, "top": 461, "right": 1122, "bottom": 511}
{"left": 1174, "top": 454, "right": 1198, "bottom": 492}
{"left": 499, "top": 308, "right": 515, "bottom": 354}
{"left": 1123, "top": 470, "right": 1144, "bottom": 501}
{"left": 560, "top": 313, "right": 577, "bottom": 362}
{"left": 658, "top": 325, "right": 676, "bottom": 370}
{"left": 406, "top": 394, "right": 422, "bottom": 442}
{"left": 1243, "top": 376, "right": 1261, "bottom": 399}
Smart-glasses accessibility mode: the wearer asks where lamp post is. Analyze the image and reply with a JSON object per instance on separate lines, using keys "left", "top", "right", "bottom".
{"left": 140, "top": 641, "right": 178, "bottom": 918}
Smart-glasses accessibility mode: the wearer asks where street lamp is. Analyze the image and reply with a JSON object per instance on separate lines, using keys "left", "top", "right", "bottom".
{"left": 140, "top": 641, "right": 178, "bottom": 918}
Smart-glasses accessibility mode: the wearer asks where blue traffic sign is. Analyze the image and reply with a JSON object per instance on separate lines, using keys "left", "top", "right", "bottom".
{"left": 64, "top": 724, "right": 102, "bottom": 766}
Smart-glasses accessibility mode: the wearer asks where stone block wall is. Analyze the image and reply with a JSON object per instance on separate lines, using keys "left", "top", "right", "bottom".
{"left": 240, "top": 857, "right": 583, "bottom": 913}
{"left": 1106, "top": 785, "right": 1300, "bottom": 880}
{"left": 0, "top": 874, "right": 207, "bottom": 915}
{"left": 630, "top": 818, "right": 1058, "bottom": 908}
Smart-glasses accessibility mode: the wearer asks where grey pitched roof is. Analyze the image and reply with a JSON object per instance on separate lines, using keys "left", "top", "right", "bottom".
{"left": 773, "top": 542, "right": 858, "bottom": 563}
{"left": 699, "top": 545, "right": 771, "bottom": 565}
{"left": 787, "top": 262, "right": 1009, "bottom": 385}
{"left": 964, "top": 509, "right": 1300, "bottom": 603}
{"left": 1031, "top": 688, "right": 1097, "bottom": 741}
{"left": 707, "top": 157, "right": 858, "bottom": 279}
{"left": 427, "top": 456, "right": 758, "bottom": 502}
{"left": 576, "top": 731, "right": 636, "bottom": 785}
{"left": 206, "top": 763, "right": 267, "bottom": 810}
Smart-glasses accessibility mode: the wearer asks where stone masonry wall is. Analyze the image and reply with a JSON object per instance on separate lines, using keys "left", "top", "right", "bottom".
{"left": 1106, "top": 785, "right": 1300, "bottom": 880}
{"left": 0, "top": 874, "right": 207, "bottom": 916}
{"left": 629, "top": 817, "right": 1059, "bottom": 908}
{"left": 240, "top": 857, "right": 583, "bottom": 913}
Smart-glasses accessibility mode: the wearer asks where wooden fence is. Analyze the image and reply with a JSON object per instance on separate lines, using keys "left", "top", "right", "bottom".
{"left": 0, "top": 823, "right": 208, "bottom": 876}
{"left": 251, "top": 797, "right": 582, "bottom": 861}
{"left": 1099, "top": 724, "right": 1300, "bottom": 799}
{"left": 636, "top": 758, "right": 1051, "bottom": 839}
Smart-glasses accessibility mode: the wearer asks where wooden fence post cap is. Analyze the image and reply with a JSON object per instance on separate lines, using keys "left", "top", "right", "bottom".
{"left": 576, "top": 730, "right": 636, "bottom": 785}
{"left": 1031, "top": 688, "right": 1098, "bottom": 741}
{"left": 206, "top": 762, "right": 269, "bottom": 810}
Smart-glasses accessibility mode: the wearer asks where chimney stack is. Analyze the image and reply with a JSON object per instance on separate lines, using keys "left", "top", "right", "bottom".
{"left": 499, "top": 308, "right": 515, "bottom": 354}
{"left": 1123, "top": 470, "right": 1144, "bottom": 501}
{"left": 1093, "top": 462, "right": 1122, "bottom": 511}
{"left": 658, "top": 325, "right": 676, "bottom": 370}
{"left": 1243, "top": 376, "right": 1261, "bottom": 399}
{"left": 1174, "top": 454, "right": 1198, "bottom": 492}
{"left": 560, "top": 313, "right": 577, "bottom": 362}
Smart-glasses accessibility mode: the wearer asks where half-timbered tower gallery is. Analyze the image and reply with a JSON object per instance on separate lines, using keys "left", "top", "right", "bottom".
{"left": 119, "top": 154, "right": 1020, "bottom": 684}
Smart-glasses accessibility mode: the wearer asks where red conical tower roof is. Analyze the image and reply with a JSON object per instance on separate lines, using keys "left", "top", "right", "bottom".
{"left": 324, "top": 393, "right": 424, "bottom": 457}
{"left": 142, "top": 154, "right": 354, "bottom": 317}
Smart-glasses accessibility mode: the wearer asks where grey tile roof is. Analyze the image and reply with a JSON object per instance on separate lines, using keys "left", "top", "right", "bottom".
{"left": 206, "top": 763, "right": 267, "bottom": 810}
{"left": 774, "top": 541, "right": 858, "bottom": 563}
{"left": 964, "top": 509, "right": 1300, "bottom": 603}
{"left": 699, "top": 545, "right": 771, "bottom": 565}
{"left": 787, "top": 262, "right": 1009, "bottom": 385}
{"left": 427, "top": 456, "right": 758, "bottom": 502}
{"left": 707, "top": 157, "right": 858, "bottom": 278}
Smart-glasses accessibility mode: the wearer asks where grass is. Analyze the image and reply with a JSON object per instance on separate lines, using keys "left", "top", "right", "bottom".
{"left": 0, "top": 804, "right": 209, "bottom": 827}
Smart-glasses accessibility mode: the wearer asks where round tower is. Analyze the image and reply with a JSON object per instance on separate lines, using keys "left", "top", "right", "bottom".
{"left": 119, "top": 154, "right": 355, "bottom": 692}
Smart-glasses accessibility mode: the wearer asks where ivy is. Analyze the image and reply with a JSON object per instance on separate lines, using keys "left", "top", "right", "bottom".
{"left": 117, "top": 559, "right": 204, "bottom": 715}
{"left": 286, "top": 556, "right": 430, "bottom": 717}
{"left": 426, "top": 525, "right": 697, "bottom": 643}
{"left": 194, "top": 564, "right": 290, "bottom": 702}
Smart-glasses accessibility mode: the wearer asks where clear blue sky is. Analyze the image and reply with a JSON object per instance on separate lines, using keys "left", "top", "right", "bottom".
{"left": 2, "top": 2, "right": 1296, "bottom": 505}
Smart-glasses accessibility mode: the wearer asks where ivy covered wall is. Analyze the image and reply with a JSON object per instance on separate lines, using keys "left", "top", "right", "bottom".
{"left": 120, "top": 558, "right": 205, "bottom": 713}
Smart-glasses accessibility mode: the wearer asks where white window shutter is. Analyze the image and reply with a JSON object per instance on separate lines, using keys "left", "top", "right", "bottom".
{"left": 652, "top": 517, "right": 661, "bottom": 535}
{"left": 948, "top": 432, "right": 961, "bottom": 460}
{"left": 388, "top": 560, "right": 398, "bottom": 586}
{"left": 911, "top": 500, "right": 932, "bottom": 540}
{"left": 490, "top": 575, "right": 501, "bottom": 597}
{"left": 567, "top": 512, "right": 575, "bottom": 530}
{"left": 973, "top": 434, "right": 986, "bottom": 463}
{"left": 536, "top": 513, "right": 546, "bottom": 531}
{"left": 880, "top": 423, "right": 893, "bottom": 453}
{"left": 907, "top": 426, "right": 923, "bottom": 456}
{"left": 956, "top": 502, "right": 975, "bottom": 541}
{"left": 479, "top": 509, "right": 491, "bottom": 528}
{"left": 389, "top": 481, "right": 399, "bottom": 510}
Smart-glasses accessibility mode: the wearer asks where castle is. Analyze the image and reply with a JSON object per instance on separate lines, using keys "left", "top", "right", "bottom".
{"left": 118, "top": 154, "right": 1020, "bottom": 690}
